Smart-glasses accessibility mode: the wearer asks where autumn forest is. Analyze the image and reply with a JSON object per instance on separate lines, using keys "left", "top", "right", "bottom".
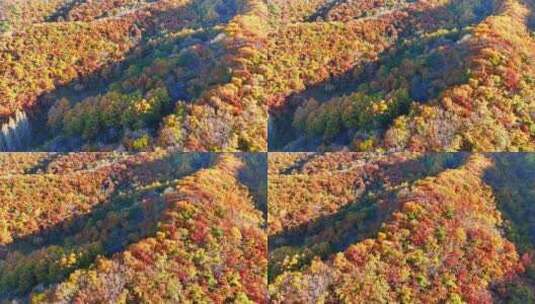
{"left": 1, "top": 0, "right": 535, "bottom": 303}
{"left": 268, "top": 153, "right": 535, "bottom": 303}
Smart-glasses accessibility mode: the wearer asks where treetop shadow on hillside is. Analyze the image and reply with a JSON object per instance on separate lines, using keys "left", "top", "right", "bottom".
{"left": 483, "top": 153, "right": 535, "bottom": 302}
{"left": 268, "top": 153, "right": 468, "bottom": 280}
{"left": 46, "top": 0, "right": 87, "bottom": 22}
{"left": 3, "top": 0, "right": 241, "bottom": 152}
{"left": 523, "top": 0, "right": 535, "bottom": 31}
{"left": 483, "top": 153, "right": 535, "bottom": 251}
{"left": 237, "top": 153, "right": 268, "bottom": 219}
{"left": 24, "top": 153, "right": 62, "bottom": 174}
{"left": 484, "top": 153, "right": 535, "bottom": 249}
{"left": 268, "top": 0, "right": 500, "bottom": 151}
{"left": 0, "top": 153, "right": 218, "bottom": 300}
{"left": 278, "top": 153, "right": 317, "bottom": 175}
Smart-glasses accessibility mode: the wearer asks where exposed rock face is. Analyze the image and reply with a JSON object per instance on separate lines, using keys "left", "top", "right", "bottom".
{"left": 0, "top": 111, "right": 32, "bottom": 151}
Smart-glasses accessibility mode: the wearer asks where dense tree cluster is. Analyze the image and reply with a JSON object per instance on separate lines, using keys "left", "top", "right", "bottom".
{"left": 0, "top": 152, "right": 267, "bottom": 302}
{"left": 269, "top": 153, "right": 535, "bottom": 303}
{"left": 268, "top": 152, "right": 420, "bottom": 235}
{"left": 0, "top": 18, "right": 136, "bottom": 118}
{"left": 1, "top": 0, "right": 535, "bottom": 302}
{"left": 0, "top": 0, "right": 66, "bottom": 30}
{"left": 269, "top": 0, "right": 535, "bottom": 152}
{"left": 0, "top": 0, "right": 270, "bottom": 152}
{"left": 2, "top": 0, "right": 534, "bottom": 152}
{"left": 387, "top": 0, "right": 535, "bottom": 152}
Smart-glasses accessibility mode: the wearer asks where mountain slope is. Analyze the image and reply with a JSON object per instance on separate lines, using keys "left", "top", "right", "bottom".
{"left": 0, "top": 0, "right": 268, "bottom": 152}
{"left": 268, "top": 153, "right": 535, "bottom": 303}
{"left": 268, "top": 0, "right": 535, "bottom": 152}
{"left": 0, "top": 152, "right": 267, "bottom": 303}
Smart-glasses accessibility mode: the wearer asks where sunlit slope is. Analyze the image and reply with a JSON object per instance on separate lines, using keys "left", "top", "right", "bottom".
{"left": 0, "top": 0, "right": 269, "bottom": 152}
{"left": 267, "top": 152, "right": 422, "bottom": 235}
{"left": 268, "top": 0, "right": 535, "bottom": 152}
{"left": 30, "top": 155, "right": 267, "bottom": 303}
{"left": 0, "top": 153, "right": 267, "bottom": 303}
{"left": 268, "top": 153, "right": 535, "bottom": 303}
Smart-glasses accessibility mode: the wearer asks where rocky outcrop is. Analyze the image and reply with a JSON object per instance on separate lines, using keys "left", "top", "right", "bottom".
{"left": 0, "top": 111, "right": 32, "bottom": 151}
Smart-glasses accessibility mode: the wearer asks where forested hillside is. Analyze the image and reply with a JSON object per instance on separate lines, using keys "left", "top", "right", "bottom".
{"left": 3, "top": 0, "right": 534, "bottom": 152}
{"left": 0, "top": 152, "right": 267, "bottom": 303}
{"left": 268, "top": 0, "right": 535, "bottom": 152}
{"left": 269, "top": 153, "right": 535, "bottom": 303}
{"left": 2, "top": 0, "right": 535, "bottom": 302}
{"left": 0, "top": 0, "right": 268, "bottom": 152}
